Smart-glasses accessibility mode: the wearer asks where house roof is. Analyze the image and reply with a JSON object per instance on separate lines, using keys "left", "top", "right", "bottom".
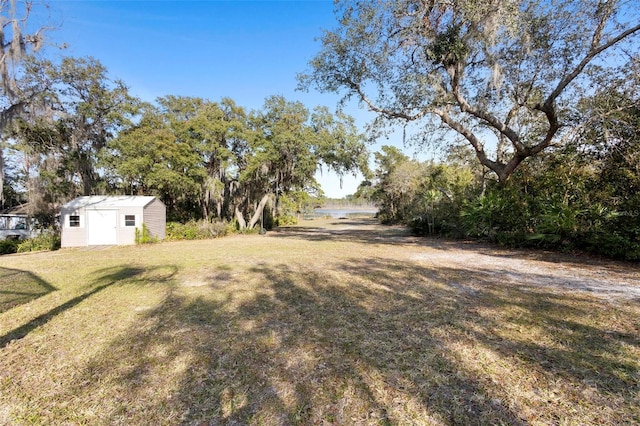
{"left": 61, "top": 196, "right": 160, "bottom": 209}
{"left": 0, "top": 203, "right": 30, "bottom": 215}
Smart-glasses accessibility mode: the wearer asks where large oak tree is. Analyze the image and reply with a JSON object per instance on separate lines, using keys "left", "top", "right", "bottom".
{"left": 300, "top": 0, "right": 640, "bottom": 182}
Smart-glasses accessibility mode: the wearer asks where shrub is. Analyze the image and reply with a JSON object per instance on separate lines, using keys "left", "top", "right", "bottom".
{"left": 0, "top": 239, "right": 19, "bottom": 255}
{"left": 135, "top": 223, "right": 157, "bottom": 244}
{"left": 274, "top": 215, "right": 297, "bottom": 227}
{"left": 460, "top": 191, "right": 509, "bottom": 240}
{"left": 16, "top": 230, "right": 61, "bottom": 253}
{"left": 582, "top": 230, "right": 640, "bottom": 261}
{"left": 165, "top": 220, "right": 232, "bottom": 241}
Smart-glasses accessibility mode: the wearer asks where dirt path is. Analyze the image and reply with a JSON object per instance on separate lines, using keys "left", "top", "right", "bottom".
{"left": 276, "top": 217, "right": 640, "bottom": 302}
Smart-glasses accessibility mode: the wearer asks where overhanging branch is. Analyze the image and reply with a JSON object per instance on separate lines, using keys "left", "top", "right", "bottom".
{"left": 344, "top": 77, "right": 428, "bottom": 121}
{"left": 544, "top": 23, "right": 640, "bottom": 110}
{"left": 434, "top": 107, "right": 507, "bottom": 181}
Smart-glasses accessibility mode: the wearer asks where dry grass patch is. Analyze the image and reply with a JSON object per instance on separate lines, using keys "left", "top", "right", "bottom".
{"left": 1, "top": 218, "right": 639, "bottom": 425}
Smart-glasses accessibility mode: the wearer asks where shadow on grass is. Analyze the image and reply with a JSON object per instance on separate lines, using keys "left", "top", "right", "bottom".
{"left": 273, "top": 218, "right": 640, "bottom": 273}
{"left": 271, "top": 217, "right": 412, "bottom": 246}
{"left": 340, "top": 259, "right": 639, "bottom": 396}
{"left": 61, "top": 255, "right": 640, "bottom": 424}
{"left": 0, "top": 267, "right": 57, "bottom": 314}
{"left": 0, "top": 266, "right": 146, "bottom": 349}
{"left": 1, "top": 216, "right": 622, "bottom": 424}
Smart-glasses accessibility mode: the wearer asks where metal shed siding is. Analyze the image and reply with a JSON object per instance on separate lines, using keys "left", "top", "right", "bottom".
{"left": 142, "top": 198, "right": 166, "bottom": 240}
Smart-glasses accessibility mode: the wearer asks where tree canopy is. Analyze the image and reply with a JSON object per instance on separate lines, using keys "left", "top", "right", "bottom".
{"left": 2, "top": 52, "right": 368, "bottom": 227}
{"left": 0, "top": 2, "right": 370, "bottom": 227}
{"left": 300, "top": 0, "right": 640, "bottom": 182}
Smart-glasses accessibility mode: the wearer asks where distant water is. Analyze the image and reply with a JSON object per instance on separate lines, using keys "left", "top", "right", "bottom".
{"left": 311, "top": 208, "right": 378, "bottom": 219}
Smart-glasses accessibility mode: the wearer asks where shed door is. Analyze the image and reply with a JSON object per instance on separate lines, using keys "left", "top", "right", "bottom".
{"left": 87, "top": 210, "right": 117, "bottom": 245}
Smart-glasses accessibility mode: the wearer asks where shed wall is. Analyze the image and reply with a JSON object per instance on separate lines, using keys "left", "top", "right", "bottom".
{"left": 61, "top": 206, "right": 87, "bottom": 247}
{"left": 114, "top": 205, "right": 145, "bottom": 245}
{"left": 142, "top": 198, "right": 166, "bottom": 240}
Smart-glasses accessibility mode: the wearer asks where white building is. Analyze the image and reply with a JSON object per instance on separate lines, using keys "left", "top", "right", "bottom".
{"left": 60, "top": 196, "right": 166, "bottom": 247}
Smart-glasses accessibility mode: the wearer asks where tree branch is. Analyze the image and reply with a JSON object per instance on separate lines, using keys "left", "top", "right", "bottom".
{"left": 544, "top": 23, "right": 640, "bottom": 110}
{"left": 434, "top": 107, "right": 507, "bottom": 181}
{"left": 344, "top": 77, "right": 428, "bottom": 121}
{"left": 448, "top": 62, "right": 524, "bottom": 153}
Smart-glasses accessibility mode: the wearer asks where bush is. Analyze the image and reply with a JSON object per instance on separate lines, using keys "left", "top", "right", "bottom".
{"left": 582, "top": 230, "right": 640, "bottom": 261}
{"left": 0, "top": 239, "right": 19, "bottom": 255}
{"left": 274, "top": 215, "right": 297, "bottom": 227}
{"left": 165, "top": 220, "right": 233, "bottom": 241}
{"left": 460, "top": 191, "right": 509, "bottom": 240}
{"left": 135, "top": 223, "right": 157, "bottom": 244}
{"left": 16, "top": 230, "right": 61, "bottom": 253}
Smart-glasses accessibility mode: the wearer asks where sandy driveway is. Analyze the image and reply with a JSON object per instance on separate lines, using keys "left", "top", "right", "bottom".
{"left": 278, "top": 217, "right": 640, "bottom": 302}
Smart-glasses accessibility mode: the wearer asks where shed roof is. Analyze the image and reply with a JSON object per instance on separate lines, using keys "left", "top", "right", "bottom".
{"left": 61, "top": 196, "right": 159, "bottom": 209}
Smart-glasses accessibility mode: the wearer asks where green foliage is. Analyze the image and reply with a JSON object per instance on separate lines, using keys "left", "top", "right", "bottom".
{"left": 460, "top": 191, "right": 506, "bottom": 240}
{"left": 165, "top": 220, "right": 233, "bottom": 241}
{"left": 274, "top": 215, "right": 298, "bottom": 227}
{"left": 16, "top": 230, "right": 61, "bottom": 253}
{"left": 277, "top": 191, "right": 314, "bottom": 220}
{"left": 0, "top": 239, "right": 19, "bottom": 255}
{"left": 104, "top": 105, "right": 206, "bottom": 220}
{"left": 369, "top": 110, "right": 640, "bottom": 260}
{"left": 370, "top": 145, "right": 412, "bottom": 224}
{"left": 134, "top": 223, "right": 158, "bottom": 245}
{"left": 427, "top": 24, "right": 470, "bottom": 66}
{"left": 372, "top": 145, "right": 483, "bottom": 234}
{"left": 583, "top": 231, "right": 640, "bottom": 261}
{"left": 306, "top": 0, "right": 640, "bottom": 259}
{"left": 525, "top": 200, "right": 582, "bottom": 248}
{"left": 5, "top": 54, "right": 369, "bottom": 229}
{"left": 101, "top": 94, "right": 367, "bottom": 229}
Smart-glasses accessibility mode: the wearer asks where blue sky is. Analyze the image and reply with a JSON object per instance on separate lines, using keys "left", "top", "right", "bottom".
{"left": 43, "top": 0, "right": 386, "bottom": 198}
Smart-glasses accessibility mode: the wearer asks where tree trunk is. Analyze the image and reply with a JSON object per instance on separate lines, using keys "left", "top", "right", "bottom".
{"left": 235, "top": 206, "right": 247, "bottom": 230}
{"left": 248, "top": 193, "right": 271, "bottom": 230}
{"left": 201, "top": 195, "right": 209, "bottom": 222}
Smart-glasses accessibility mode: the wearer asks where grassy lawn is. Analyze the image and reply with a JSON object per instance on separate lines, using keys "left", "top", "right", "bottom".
{"left": 1, "top": 218, "right": 639, "bottom": 425}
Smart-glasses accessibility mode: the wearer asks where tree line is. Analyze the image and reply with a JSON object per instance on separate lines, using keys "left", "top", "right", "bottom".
{"left": 1, "top": 58, "right": 367, "bottom": 228}
{"left": 1, "top": 1, "right": 369, "bottom": 229}
{"left": 357, "top": 65, "right": 640, "bottom": 259}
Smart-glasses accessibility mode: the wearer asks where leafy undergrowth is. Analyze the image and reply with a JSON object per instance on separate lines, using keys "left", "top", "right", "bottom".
{"left": 1, "top": 219, "right": 638, "bottom": 425}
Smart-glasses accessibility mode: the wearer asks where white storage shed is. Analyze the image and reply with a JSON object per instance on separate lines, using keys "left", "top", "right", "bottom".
{"left": 61, "top": 196, "right": 166, "bottom": 247}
